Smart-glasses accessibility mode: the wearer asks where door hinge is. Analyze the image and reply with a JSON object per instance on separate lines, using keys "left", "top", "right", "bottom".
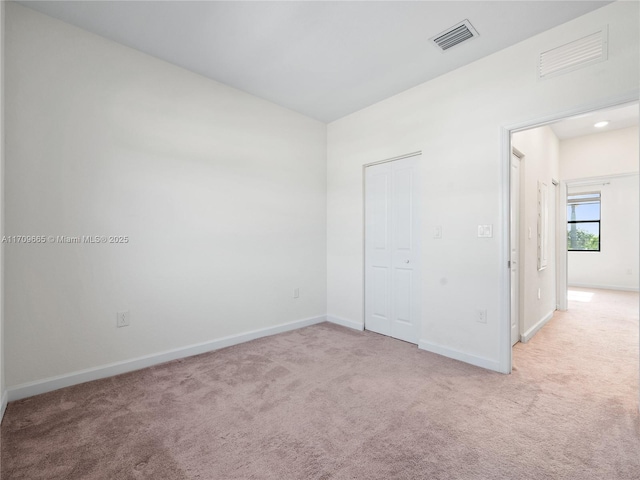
{"left": 508, "top": 260, "right": 511, "bottom": 268}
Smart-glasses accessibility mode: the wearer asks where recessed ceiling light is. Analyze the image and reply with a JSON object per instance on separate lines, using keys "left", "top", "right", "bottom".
{"left": 594, "top": 121, "right": 609, "bottom": 128}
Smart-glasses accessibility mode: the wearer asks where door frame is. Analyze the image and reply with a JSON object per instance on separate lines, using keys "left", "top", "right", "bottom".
{"left": 510, "top": 148, "right": 524, "bottom": 346}
{"left": 552, "top": 179, "right": 560, "bottom": 311}
{"left": 500, "top": 92, "right": 639, "bottom": 375}
{"left": 362, "top": 150, "right": 422, "bottom": 338}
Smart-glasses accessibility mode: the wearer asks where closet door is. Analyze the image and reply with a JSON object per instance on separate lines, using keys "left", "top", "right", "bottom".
{"left": 365, "top": 156, "right": 421, "bottom": 344}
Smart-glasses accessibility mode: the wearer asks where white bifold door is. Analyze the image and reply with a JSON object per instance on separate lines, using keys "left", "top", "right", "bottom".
{"left": 365, "top": 155, "right": 421, "bottom": 344}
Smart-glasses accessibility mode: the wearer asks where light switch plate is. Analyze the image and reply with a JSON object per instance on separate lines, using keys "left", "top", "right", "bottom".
{"left": 477, "top": 224, "right": 493, "bottom": 238}
{"left": 117, "top": 311, "right": 130, "bottom": 328}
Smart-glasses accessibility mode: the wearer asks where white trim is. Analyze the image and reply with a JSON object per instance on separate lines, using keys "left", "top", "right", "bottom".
{"left": 326, "top": 315, "right": 364, "bottom": 331}
{"left": 558, "top": 181, "right": 569, "bottom": 311}
{"left": 520, "top": 310, "right": 555, "bottom": 343}
{"left": 363, "top": 150, "right": 422, "bottom": 168}
{"left": 418, "top": 340, "right": 501, "bottom": 372}
{"left": 557, "top": 181, "right": 568, "bottom": 311}
{"left": 7, "top": 315, "right": 326, "bottom": 402}
{"left": 565, "top": 171, "right": 639, "bottom": 186}
{"left": 500, "top": 127, "right": 513, "bottom": 374}
{"left": 505, "top": 93, "right": 639, "bottom": 134}
{"left": 1, "top": 391, "right": 7, "bottom": 423}
{"left": 568, "top": 283, "right": 639, "bottom": 292}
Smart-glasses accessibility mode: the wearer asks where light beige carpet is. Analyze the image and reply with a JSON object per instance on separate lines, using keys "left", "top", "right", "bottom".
{"left": 2, "top": 288, "right": 639, "bottom": 479}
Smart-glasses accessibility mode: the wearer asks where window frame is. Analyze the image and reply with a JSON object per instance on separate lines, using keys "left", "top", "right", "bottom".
{"left": 567, "top": 191, "right": 601, "bottom": 252}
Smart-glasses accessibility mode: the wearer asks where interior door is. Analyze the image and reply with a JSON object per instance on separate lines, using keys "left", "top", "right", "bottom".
{"left": 365, "top": 155, "right": 421, "bottom": 344}
{"left": 510, "top": 153, "right": 521, "bottom": 346}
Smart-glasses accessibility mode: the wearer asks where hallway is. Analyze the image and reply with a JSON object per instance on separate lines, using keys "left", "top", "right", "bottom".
{"left": 514, "top": 287, "right": 639, "bottom": 412}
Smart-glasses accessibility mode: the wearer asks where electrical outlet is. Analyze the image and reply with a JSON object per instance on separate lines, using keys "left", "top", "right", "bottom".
{"left": 293, "top": 288, "right": 299, "bottom": 299}
{"left": 626, "top": 268, "right": 633, "bottom": 275}
{"left": 477, "top": 309, "right": 487, "bottom": 324}
{"left": 117, "top": 311, "right": 130, "bottom": 328}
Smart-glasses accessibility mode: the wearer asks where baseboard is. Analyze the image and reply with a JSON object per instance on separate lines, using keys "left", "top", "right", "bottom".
{"left": 568, "top": 283, "right": 639, "bottom": 292}
{"left": 1, "top": 390, "right": 8, "bottom": 423}
{"left": 418, "top": 340, "right": 501, "bottom": 372}
{"left": 520, "top": 310, "right": 555, "bottom": 343}
{"left": 326, "top": 315, "right": 364, "bottom": 331}
{"left": 7, "top": 315, "right": 326, "bottom": 402}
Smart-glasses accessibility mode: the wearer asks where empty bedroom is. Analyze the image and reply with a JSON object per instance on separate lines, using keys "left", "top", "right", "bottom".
{"left": 0, "top": 1, "right": 638, "bottom": 479}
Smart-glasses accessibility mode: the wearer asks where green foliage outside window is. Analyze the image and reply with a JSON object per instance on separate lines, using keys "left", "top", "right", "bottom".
{"left": 567, "top": 227, "right": 599, "bottom": 251}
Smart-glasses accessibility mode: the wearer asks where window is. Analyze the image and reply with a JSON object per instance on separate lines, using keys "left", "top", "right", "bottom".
{"left": 567, "top": 192, "right": 600, "bottom": 251}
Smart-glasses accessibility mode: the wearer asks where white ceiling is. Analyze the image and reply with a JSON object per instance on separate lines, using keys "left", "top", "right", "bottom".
{"left": 550, "top": 103, "right": 639, "bottom": 139}
{"left": 19, "top": 0, "right": 613, "bottom": 122}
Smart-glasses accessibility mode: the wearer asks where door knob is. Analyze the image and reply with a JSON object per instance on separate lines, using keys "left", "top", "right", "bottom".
{"left": 405, "top": 260, "right": 410, "bottom": 264}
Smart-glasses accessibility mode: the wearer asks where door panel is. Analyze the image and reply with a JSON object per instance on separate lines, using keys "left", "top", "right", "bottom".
{"left": 393, "top": 166, "right": 413, "bottom": 251}
{"left": 372, "top": 266, "right": 389, "bottom": 319}
{"left": 366, "top": 164, "right": 393, "bottom": 336}
{"left": 393, "top": 268, "right": 412, "bottom": 323}
{"left": 372, "top": 172, "right": 389, "bottom": 250}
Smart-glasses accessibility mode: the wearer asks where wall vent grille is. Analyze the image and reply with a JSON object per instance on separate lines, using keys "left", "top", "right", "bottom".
{"left": 430, "top": 20, "right": 479, "bottom": 51}
{"left": 539, "top": 27, "right": 608, "bottom": 79}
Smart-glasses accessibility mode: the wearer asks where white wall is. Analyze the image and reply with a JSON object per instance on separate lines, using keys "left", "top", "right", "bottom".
{"left": 5, "top": 3, "right": 327, "bottom": 389}
{"left": 567, "top": 178, "right": 639, "bottom": 291}
{"left": 560, "top": 126, "right": 639, "bottom": 180}
{"left": 512, "top": 126, "right": 560, "bottom": 341}
{"left": 562, "top": 127, "right": 639, "bottom": 291}
{"left": 1, "top": 0, "right": 6, "bottom": 419}
{"left": 327, "top": 1, "right": 639, "bottom": 371}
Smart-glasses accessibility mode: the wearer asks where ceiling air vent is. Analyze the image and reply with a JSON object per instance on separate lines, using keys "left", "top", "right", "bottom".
{"left": 538, "top": 27, "right": 608, "bottom": 80}
{"left": 430, "top": 20, "right": 479, "bottom": 51}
